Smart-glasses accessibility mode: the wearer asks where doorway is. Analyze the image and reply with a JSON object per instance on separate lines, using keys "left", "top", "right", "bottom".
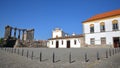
{"left": 67, "top": 40, "right": 70, "bottom": 48}
{"left": 113, "top": 37, "right": 120, "bottom": 48}
{"left": 56, "top": 41, "right": 59, "bottom": 48}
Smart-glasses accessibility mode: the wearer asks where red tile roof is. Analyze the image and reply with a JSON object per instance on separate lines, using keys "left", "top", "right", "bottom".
{"left": 83, "top": 9, "right": 120, "bottom": 23}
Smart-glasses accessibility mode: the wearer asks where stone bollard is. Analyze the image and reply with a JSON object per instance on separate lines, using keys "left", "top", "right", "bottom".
{"left": 8, "top": 48, "right": 10, "bottom": 53}
{"left": 18, "top": 49, "right": 19, "bottom": 55}
{"left": 8, "top": 48, "right": 9, "bottom": 53}
{"left": 6, "top": 48, "right": 7, "bottom": 52}
{"left": 40, "top": 51, "right": 42, "bottom": 62}
{"left": 109, "top": 49, "right": 111, "bottom": 56}
{"left": 106, "top": 50, "right": 108, "bottom": 58}
{"left": 6, "top": 48, "right": 8, "bottom": 52}
{"left": 11, "top": 48, "right": 12, "bottom": 53}
{"left": 22, "top": 49, "right": 24, "bottom": 56}
{"left": 53, "top": 52, "right": 55, "bottom": 63}
{"left": 114, "top": 48, "right": 116, "bottom": 54}
{"left": 117, "top": 48, "right": 118, "bottom": 53}
{"left": 9, "top": 48, "right": 11, "bottom": 53}
{"left": 117, "top": 48, "right": 119, "bottom": 53}
{"left": 5, "top": 48, "right": 6, "bottom": 52}
{"left": 7, "top": 48, "right": 8, "bottom": 52}
{"left": 97, "top": 51, "right": 100, "bottom": 60}
{"left": 85, "top": 53, "right": 89, "bottom": 62}
{"left": 115, "top": 48, "right": 117, "bottom": 54}
{"left": 31, "top": 51, "right": 34, "bottom": 60}
{"left": 69, "top": 52, "right": 71, "bottom": 63}
{"left": 116, "top": 48, "right": 117, "bottom": 53}
{"left": 26, "top": 50, "right": 29, "bottom": 58}
{"left": 118, "top": 47, "right": 120, "bottom": 53}
{"left": 12, "top": 48, "right": 13, "bottom": 53}
{"left": 10, "top": 48, "right": 11, "bottom": 53}
{"left": 14, "top": 48, "right": 16, "bottom": 53}
{"left": 112, "top": 49, "right": 114, "bottom": 56}
{"left": 0, "top": 47, "right": 2, "bottom": 50}
{"left": 9, "top": 48, "right": 10, "bottom": 53}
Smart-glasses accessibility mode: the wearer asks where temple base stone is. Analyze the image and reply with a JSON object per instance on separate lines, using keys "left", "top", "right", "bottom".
{"left": 14, "top": 39, "right": 24, "bottom": 48}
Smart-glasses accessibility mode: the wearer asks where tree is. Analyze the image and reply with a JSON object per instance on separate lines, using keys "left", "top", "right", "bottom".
{"left": 0, "top": 38, "right": 4, "bottom": 47}
{"left": 0, "top": 38, "right": 3, "bottom": 43}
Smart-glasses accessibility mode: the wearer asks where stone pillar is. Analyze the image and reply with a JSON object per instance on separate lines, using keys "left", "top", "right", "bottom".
{"left": 22, "top": 30, "right": 25, "bottom": 41}
{"left": 26, "top": 29, "right": 34, "bottom": 41}
{"left": 26, "top": 31, "right": 29, "bottom": 41}
{"left": 31, "top": 29, "right": 34, "bottom": 41}
{"left": 10, "top": 27, "right": 12, "bottom": 37}
{"left": 14, "top": 28, "right": 17, "bottom": 38}
{"left": 18, "top": 29, "right": 21, "bottom": 39}
{"left": 4, "top": 25, "right": 12, "bottom": 39}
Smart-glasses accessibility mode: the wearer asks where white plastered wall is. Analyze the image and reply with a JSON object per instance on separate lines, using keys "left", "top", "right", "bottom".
{"left": 83, "top": 16, "right": 120, "bottom": 45}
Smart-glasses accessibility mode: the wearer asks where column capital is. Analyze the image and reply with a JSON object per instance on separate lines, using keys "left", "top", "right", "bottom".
{"left": 14, "top": 28, "right": 17, "bottom": 30}
{"left": 5, "top": 25, "right": 11, "bottom": 29}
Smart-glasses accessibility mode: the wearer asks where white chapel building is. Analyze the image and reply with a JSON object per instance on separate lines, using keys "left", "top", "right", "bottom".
{"left": 47, "top": 28, "right": 84, "bottom": 48}
{"left": 83, "top": 9, "right": 120, "bottom": 48}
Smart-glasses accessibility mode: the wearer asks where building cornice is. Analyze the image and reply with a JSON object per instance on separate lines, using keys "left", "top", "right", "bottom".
{"left": 48, "top": 35, "right": 83, "bottom": 40}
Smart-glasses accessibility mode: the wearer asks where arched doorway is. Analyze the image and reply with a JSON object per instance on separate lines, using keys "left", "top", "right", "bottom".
{"left": 67, "top": 40, "right": 70, "bottom": 48}
{"left": 56, "top": 41, "right": 59, "bottom": 48}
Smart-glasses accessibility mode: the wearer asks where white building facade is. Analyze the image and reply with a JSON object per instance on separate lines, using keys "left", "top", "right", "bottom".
{"left": 83, "top": 9, "right": 120, "bottom": 48}
{"left": 47, "top": 28, "right": 84, "bottom": 48}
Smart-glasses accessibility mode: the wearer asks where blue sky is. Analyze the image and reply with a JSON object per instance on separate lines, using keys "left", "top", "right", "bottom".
{"left": 0, "top": 0, "right": 120, "bottom": 40}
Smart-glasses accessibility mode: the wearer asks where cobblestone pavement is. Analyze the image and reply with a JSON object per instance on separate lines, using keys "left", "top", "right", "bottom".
{"left": 0, "top": 48, "right": 120, "bottom": 68}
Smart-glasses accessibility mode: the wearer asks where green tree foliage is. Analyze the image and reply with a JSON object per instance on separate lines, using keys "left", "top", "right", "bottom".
{"left": 0, "top": 38, "right": 4, "bottom": 47}
{"left": 0, "top": 38, "right": 3, "bottom": 44}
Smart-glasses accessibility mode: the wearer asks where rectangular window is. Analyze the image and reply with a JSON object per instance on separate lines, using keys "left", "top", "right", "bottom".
{"left": 101, "top": 37, "right": 106, "bottom": 45}
{"left": 90, "top": 38, "right": 95, "bottom": 45}
{"left": 52, "top": 41, "right": 53, "bottom": 45}
{"left": 113, "top": 23, "right": 118, "bottom": 31}
{"left": 100, "top": 25, "right": 105, "bottom": 32}
{"left": 90, "top": 27, "right": 94, "bottom": 33}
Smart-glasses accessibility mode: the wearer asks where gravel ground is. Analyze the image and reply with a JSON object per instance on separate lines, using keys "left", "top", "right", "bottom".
{"left": 0, "top": 48, "right": 120, "bottom": 68}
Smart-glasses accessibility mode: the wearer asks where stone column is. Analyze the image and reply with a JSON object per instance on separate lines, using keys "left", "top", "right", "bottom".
{"left": 26, "top": 31, "right": 29, "bottom": 41}
{"left": 10, "top": 27, "right": 12, "bottom": 38}
{"left": 14, "top": 28, "right": 17, "bottom": 38}
{"left": 31, "top": 29, "right": 34, "bottom": 41}
{"left": 22, "top": 30, "right": 25, "bottom": 41}
{"left": 4, "top": 25, "right": 12, "bottom": 39}
{"left": 26, "top": 29, "right": 34, "bottom": 41}
{"left": 18, "top": 29, "right": 21, "bottom": 39}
